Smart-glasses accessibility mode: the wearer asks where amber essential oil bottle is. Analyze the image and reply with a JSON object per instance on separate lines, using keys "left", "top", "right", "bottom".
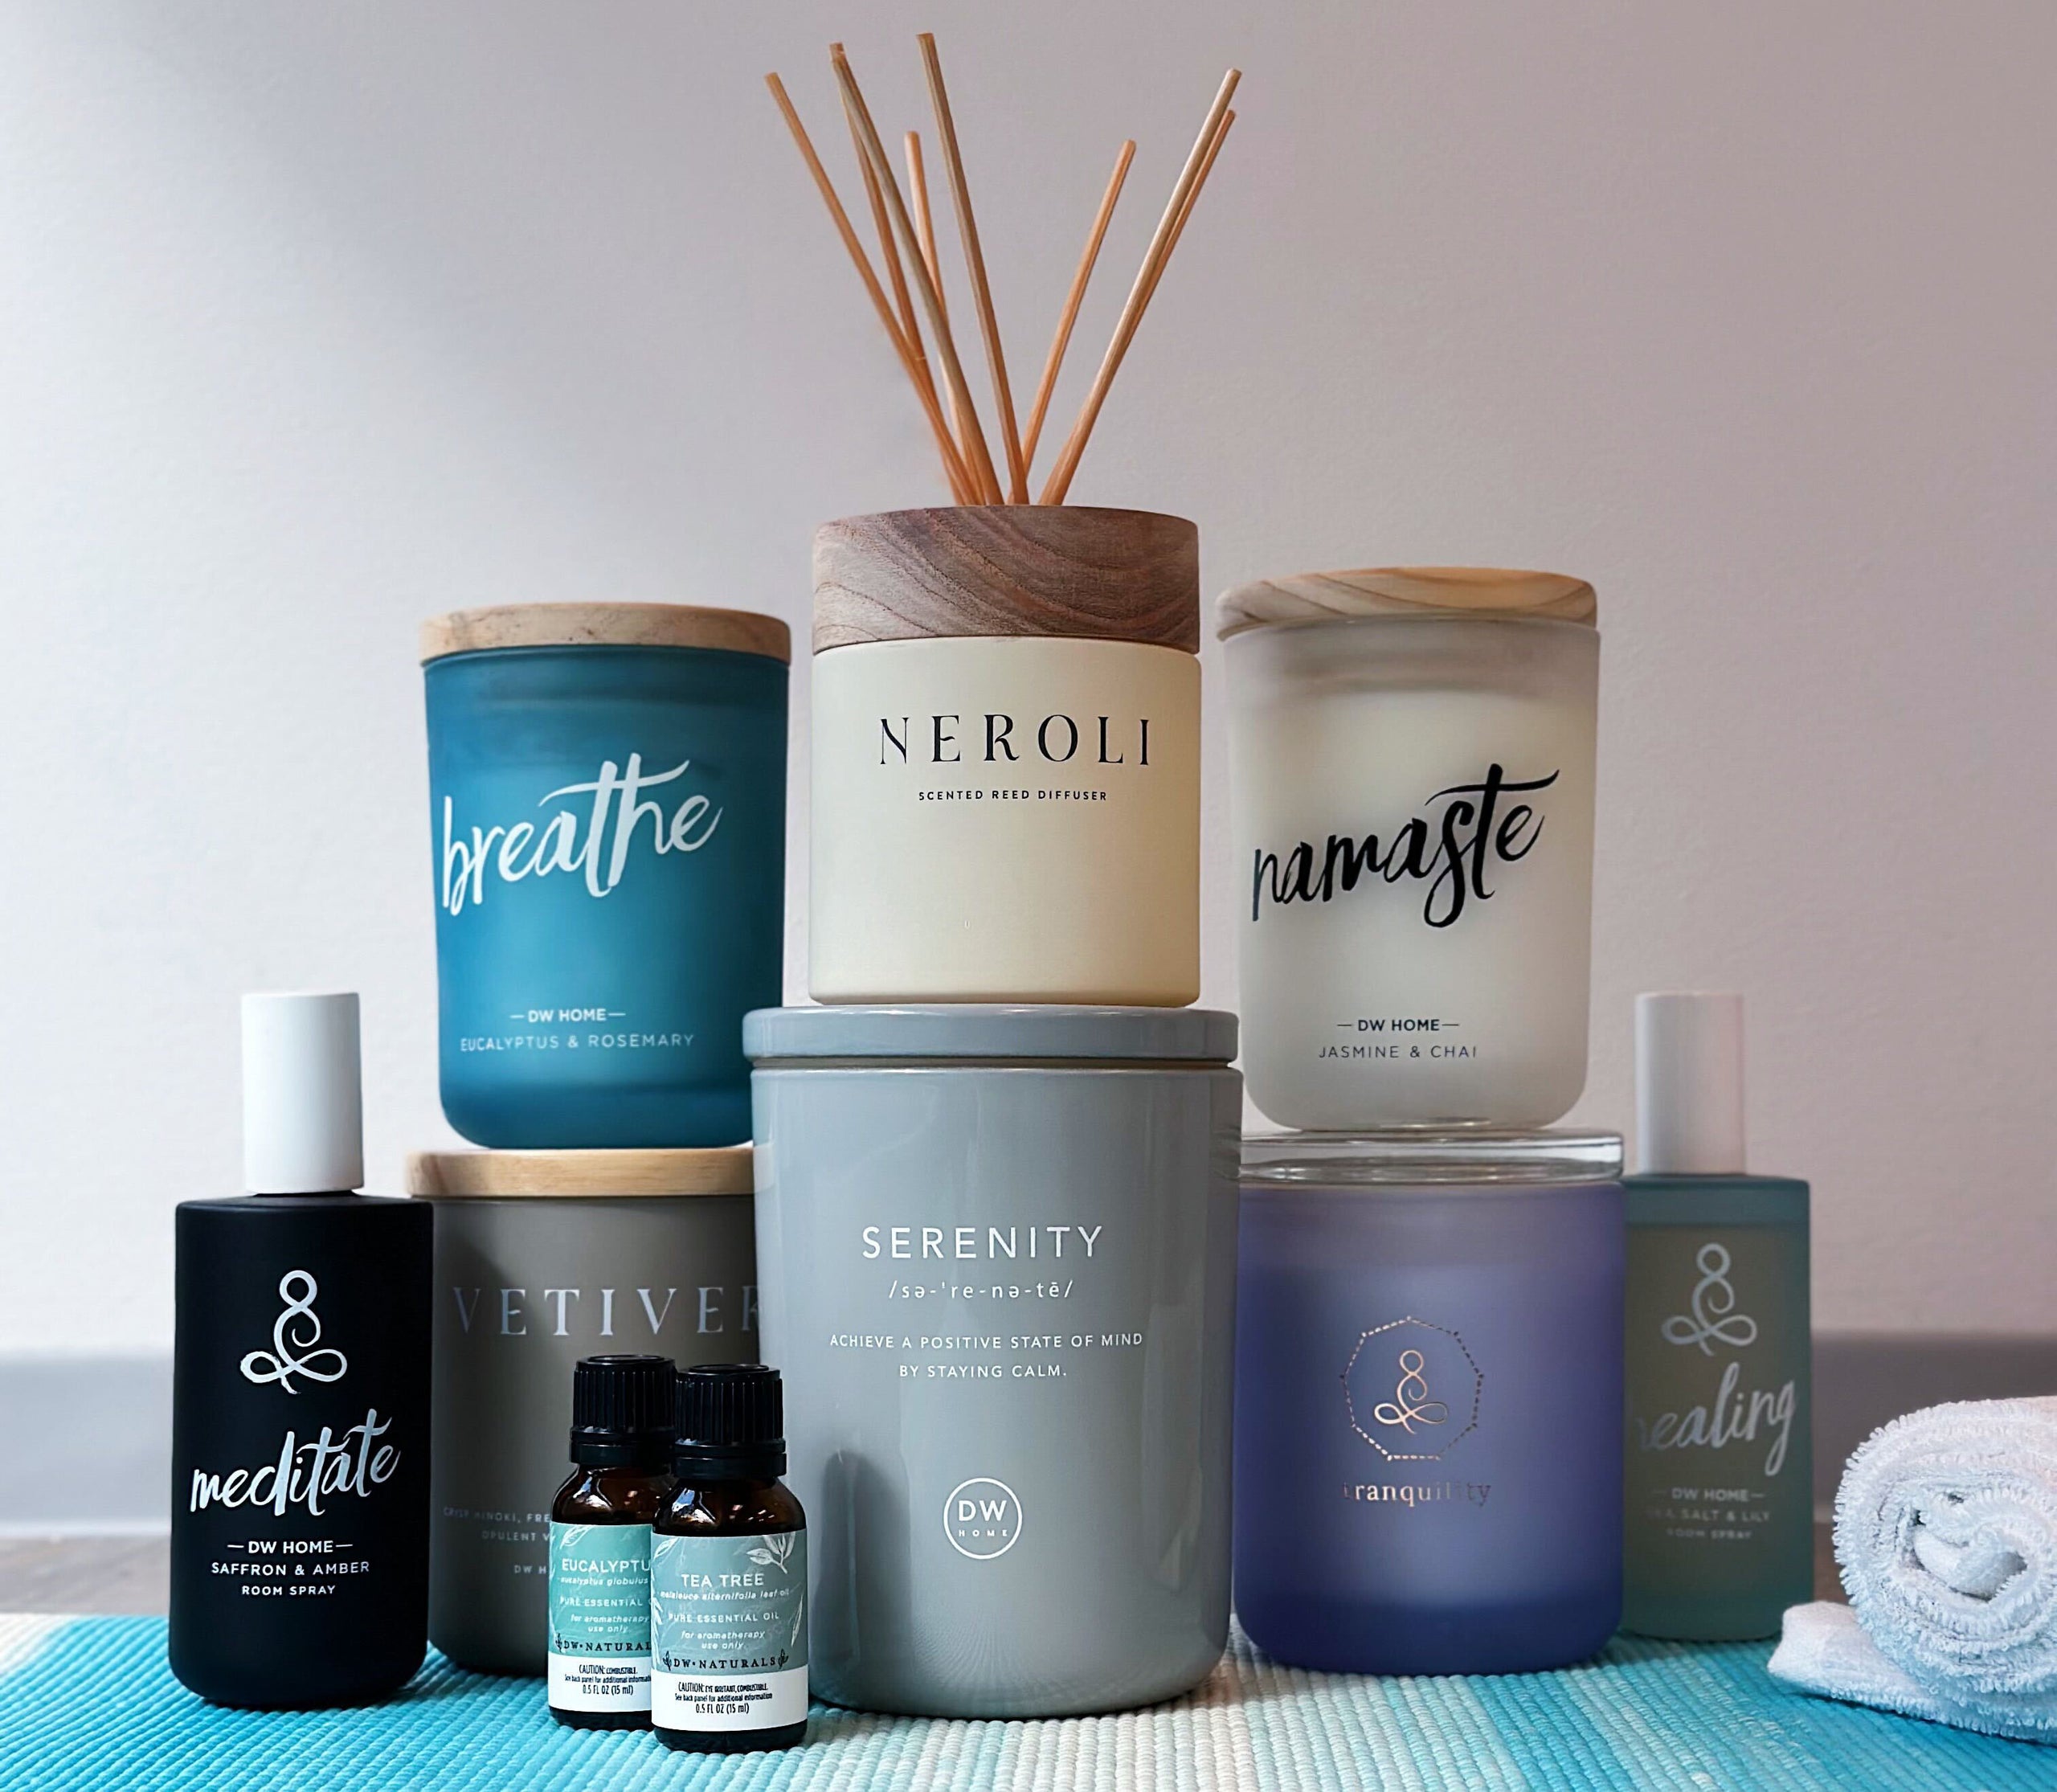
{"left": 547, "top": 1354, "right": 677, "bottom": 1728}
{"left": 651, "top": 1364, "right": 808, "bottom": 1753}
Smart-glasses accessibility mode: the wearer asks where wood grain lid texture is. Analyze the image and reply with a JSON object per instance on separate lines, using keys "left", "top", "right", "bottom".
{"left": 813, "top": 506, "right": 1200, "bottom": 654}
{"left": 420, "top": 603, "right": 791, "bottom": 665}
{"left": 1217, "top": 567, "right": 1597, "bottom": 639}
{"left": 406, "top": 1147, "right": 755, "bottom": 1199}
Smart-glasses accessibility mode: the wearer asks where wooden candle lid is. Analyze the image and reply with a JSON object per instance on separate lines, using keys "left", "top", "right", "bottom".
{"left": 420, "top": 603, "right": 791, "bottom": 665}
{"left": 406, "top": 1147, "right": 755, "bottom": 1199}
{"left": 813, "top": 506, "right": 1199, "bottom": 654}
{"left": 1216, "top": 567, "right": 1597, "bottom": 639}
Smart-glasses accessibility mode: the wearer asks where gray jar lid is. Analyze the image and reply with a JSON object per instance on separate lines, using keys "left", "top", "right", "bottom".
{"left": 745, "top": 1004, "right": 1237, "bottom": 1063}
{"left": 1241, "top": 1129, "right": 1622, "bottom": 1189}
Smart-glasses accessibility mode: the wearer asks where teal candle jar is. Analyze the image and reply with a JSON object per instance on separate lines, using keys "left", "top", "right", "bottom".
{"left": 423, "top": 605, "right": 790, "bottom": 1148}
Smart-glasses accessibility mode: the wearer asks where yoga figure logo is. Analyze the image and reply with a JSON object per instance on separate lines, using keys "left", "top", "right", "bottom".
{"left": 239, "top": 1270, "right": 350, "bottom": 1393}
{"left": 1370, "top": 1348, "right": 1450, "bottom": 1434}
{"left": 1662, "top": 1242, "right": 1759, "bottom": 1355}
{"left": 1344, "top": 1317, "right": 1482, "bottom": 1461}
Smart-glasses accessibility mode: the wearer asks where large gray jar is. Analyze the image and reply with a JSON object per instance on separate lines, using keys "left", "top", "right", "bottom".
{"left": 746, "top": 1005, "right": 1240, "bottom": 1717}
{"left": 407, "top": 1148, "right": 758, "bottom": 1673}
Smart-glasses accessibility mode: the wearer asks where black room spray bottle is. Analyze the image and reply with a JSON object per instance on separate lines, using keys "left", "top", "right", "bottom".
{"left": 168, "top": 992, "right": 431, "bottom": 1708}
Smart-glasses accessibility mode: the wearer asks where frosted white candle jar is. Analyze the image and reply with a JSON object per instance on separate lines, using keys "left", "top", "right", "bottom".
{"left": 1220, "top": 569, "right": 1599, "bottom": 1130}
{"left": 811, "top": 508, "right": 1200, "bottom": 1005}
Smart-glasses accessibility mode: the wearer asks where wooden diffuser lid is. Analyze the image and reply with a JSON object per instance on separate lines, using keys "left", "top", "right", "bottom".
{"left": 420, "top": 603, "right": 791, "bottom": 665}
{"left": 406, "top": 1147, "right": 754, "bottom": 1199}
{"left": 1217, "top": 567, "right": 1597, "bottom": 639}
{"left": 813, "top": 506, "right": 1199, "bottom": 653}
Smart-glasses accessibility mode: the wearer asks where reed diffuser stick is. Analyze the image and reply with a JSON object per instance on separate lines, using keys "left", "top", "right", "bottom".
{"left": 764, "top": 72, "right": 975, "bottom": 501}
{"left": 906, "top": 130, "right": 971, "bottom": 461}
{"left": 1020, "top": 141, "right": 1135, "bottom": 481}
{"left": 832, "top": 45, "right": 1005, "bottom": 503}
{"left": 905, "top": 133, "right": 948, "bottom": 318}
{"left": 918, "top": 33, "right": 1027, "bottom": 503}
{"left": 844, "top": 96, "right": 924, "bottom": 378}
{"left": 1143, "top": 111, "right": 1233, "bottom": 308}
{"left": 1039, "top": 68, "right": 1241, "bottom": 505}
{"left": 844, "top": 92, "right": 973, "bottom": 500}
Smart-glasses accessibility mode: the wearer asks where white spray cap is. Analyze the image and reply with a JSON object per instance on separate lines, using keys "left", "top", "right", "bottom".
{"left": 242, "top": 992, "right": 364, "bottom": 1193}
{"left": 1635, "top": 992, "right": 1746, "bottom": 1175}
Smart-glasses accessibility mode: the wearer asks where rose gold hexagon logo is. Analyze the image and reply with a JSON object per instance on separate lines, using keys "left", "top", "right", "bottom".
{"left": 1343, "top": 1317, "right": 1482, "bottom": 1462}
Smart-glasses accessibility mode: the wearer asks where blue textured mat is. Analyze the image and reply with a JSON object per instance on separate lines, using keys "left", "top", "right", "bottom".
{"left": 0, "top": 1614, "right": 2044, "bottom": 1790}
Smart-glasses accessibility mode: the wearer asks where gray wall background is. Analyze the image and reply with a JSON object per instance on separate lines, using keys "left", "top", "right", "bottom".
{"left": 2, "top": 0, "right": 2054, "bottom": 1487}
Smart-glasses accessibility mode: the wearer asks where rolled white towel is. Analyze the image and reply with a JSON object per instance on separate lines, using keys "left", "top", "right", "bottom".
{"left": 1769, "top": 1395, "right": 2057, "bottom": 1742}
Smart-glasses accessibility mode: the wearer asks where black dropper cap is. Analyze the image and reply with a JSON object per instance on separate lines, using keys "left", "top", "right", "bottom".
{"left": 569, "top": 1354, "right": 677, "bottom": 1467}
{"left": 674, "top": 1363, "right": 786, "bottom": 1480}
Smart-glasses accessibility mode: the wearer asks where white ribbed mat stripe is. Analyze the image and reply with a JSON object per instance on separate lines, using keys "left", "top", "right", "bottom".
{"left": 0, "top": 1617, "right": 2050, "bottom": 1790}
{"left": 0, "top": 1615, "right": 62, "bottom": 1680}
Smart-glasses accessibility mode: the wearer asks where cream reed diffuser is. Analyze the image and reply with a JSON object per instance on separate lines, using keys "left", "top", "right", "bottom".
{"left": 768, "top": 36, "right": 1242, "bottom": 1004}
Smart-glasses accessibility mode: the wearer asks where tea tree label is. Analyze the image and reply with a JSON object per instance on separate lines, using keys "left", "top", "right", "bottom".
{"left": 651, "top": 1531, "right": 808, "bottom": 1732}
{"left": 547, "top": 1522, "right": 653, "bottom": 1712}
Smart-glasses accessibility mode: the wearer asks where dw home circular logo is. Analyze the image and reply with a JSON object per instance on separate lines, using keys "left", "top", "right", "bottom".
{"left": 943, "top": 1477, "right": 1023, "bottom": 1561}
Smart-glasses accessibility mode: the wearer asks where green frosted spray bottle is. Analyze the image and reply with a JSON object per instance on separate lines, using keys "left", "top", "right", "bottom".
{"left": 1622, "top": 992, "right": 1812, "bottom": 1639}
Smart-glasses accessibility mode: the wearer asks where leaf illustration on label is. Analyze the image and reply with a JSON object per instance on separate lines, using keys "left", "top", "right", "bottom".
{"left": 745, "top": 1532, "right": 797, "bottom": 1575}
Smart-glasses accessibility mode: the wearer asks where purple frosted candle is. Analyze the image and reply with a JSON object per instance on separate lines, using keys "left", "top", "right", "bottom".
{"left": 1233, "top": 1131, "right": 1625, "bottom": 1675}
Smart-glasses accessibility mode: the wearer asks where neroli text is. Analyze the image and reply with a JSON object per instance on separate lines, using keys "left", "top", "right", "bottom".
{"left": 878, "top": 713, "right": 1151, "bottom": 767}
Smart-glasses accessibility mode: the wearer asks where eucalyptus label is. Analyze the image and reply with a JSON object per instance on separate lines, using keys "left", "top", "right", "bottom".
{"left": 548, "top": 1522, "right": 655, "bottom": 1713}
